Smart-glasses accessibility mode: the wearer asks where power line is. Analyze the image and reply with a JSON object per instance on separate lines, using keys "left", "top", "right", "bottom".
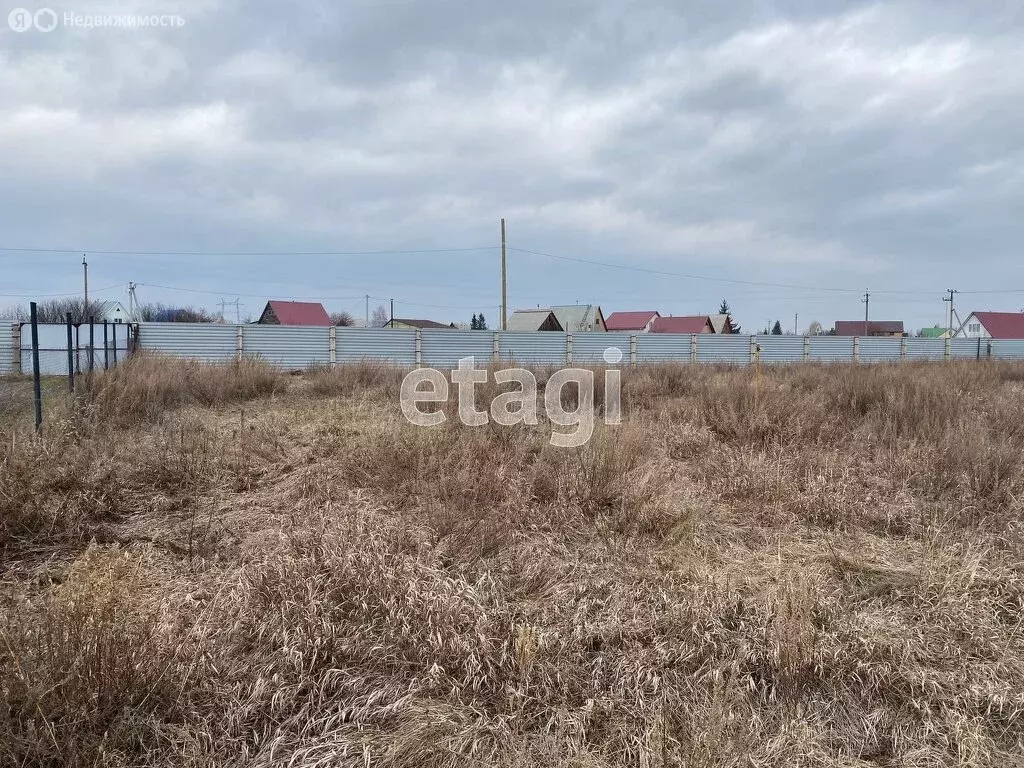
{"left": 507, "top": 246, "right": 1024, "bottom": 297}
{"left": 0, "top": 283, "right": 126, "bottom": 298}
{"left": 0, "top": 246, "right": 498, "bottom": 257}
{"left": 134, "top": 283, "right": 490, "bottom": 311}
{"left": 137, "top": 282, "right": 367, "bottom": 301}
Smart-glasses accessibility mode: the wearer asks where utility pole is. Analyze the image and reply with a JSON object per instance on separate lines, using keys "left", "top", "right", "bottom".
{"left": 862, "top": 291, "right": 870, "bottom": 336}
{"left": 365, "top": 295, "right": 369, "bottom": 328}
{"left": 127, "top": 282, "right": 138, "bottom": 320}
{"left": 794, "top": 313, "right": 799, "bottom": 335}
{"left": 500, "top": 218, "right": 508, "bottom": 331}
{"left": 82, "top": 255, "right": 89, "bottom": 310}
{"left": 943, "top": 289, "right": 959, "bottom": 336}
{"left": 390, "top": 298, "right": 394, "bottom": 328}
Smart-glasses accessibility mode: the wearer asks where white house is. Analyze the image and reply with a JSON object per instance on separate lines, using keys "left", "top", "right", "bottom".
{"left": 97, "top": 300, "right": 133, "bottom": 324}
{"left": 956, "top": 312, "right": 1024, "bottom": 339}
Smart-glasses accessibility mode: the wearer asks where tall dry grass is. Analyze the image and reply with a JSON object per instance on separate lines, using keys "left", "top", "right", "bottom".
{"left": 87, "top": 353, "right": 286, "bottom": 426}
{"left": 1, "top": 358, "right": 1024, "bottom": 766}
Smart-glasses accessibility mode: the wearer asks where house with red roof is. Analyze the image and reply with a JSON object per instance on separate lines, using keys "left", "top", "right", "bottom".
{"left": 258, "top": 300, "right": 332, "bottom": 327}
{"left": 834, "top": 320, "right": 905, "bottom": 337}
{"left": 956, "top": 312, "right": 1024, "bottom": 339}
{"left": 605, "top": 311, "right": 660, "bottom": 332}
{"left": 650, "top": 315, "right": 715, "bottom": 334}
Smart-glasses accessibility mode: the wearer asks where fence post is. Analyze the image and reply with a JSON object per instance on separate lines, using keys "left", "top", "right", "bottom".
{"left": 566, "top": 333, "right": 573, "bottom": 365}
{"left": 88, "top": 316, "right": 95, "bottom": 374}
{"left": 415, "top": 329, "right": 423, "bottom": 368}
{"left": 111, "top": 323, "right": 118, "bottom": 366}
{"left": 11, "top": 322, "right": 21, "bottom": 374}
{"left": 30, "top": 303, "right": 42, "bottom": 433}
{"left": 944, "top": 336, "right": 951, "bottom": 362}
{"left": 853, "top": 337, "right": 860, "bottom": 364}
{"left": 103, "top": 321, "right": 110, "bottom": 370}
{"left": 329, "top": 325, "right": 337, "bottom": 367}
{"left": 749, "top": 335, "right": 758, "bottom": 364}
{"left": 236, "top": 325, "right": 244, "bottom": 363}
{"left": 66, "top": 313, "right": 75, "bottom": 391}
{"left": 690, "top": 334, "right": 697, "bottom": 364}
{"left": 802, "top": 335, "right": 810, "bottom": 363}
{"left": 630, "top": 334, "right": 638, "bottom": 368}
{"left": 492, "top": 332, "right": 500, "bottom": 365}
{"left": 900, "top": 335, "right": 908, "bottom": 361}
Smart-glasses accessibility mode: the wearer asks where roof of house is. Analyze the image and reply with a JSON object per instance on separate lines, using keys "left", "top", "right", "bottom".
{"left": 264, "top": 300, "right": 332, "bottom": 326}
{"left": 651, "top": 315, "right": 713, "bottom": 334}
{"left": 98, "top": 300, "right": 131, "bottom": 319}
{"left": 605, "top": 311, "right": 659, "bottom": 331}
{"left": 549, "top": 305, "right": 605, "bottom": 332}
{"left": 966, "top": 312, "right": 1024, "bottom": 339}
{"left": 507, "top": 310, "right": 564, "bottom": 331}
{"left": 835, "top": 320, "right": 905, "bottom": 336}
{"left": 708, "top": 314, "right": 731, "bottom": 334}
{"left": 386, "top": 318, "right": 455, "bottom": 329}
{"left": 918, "top": 326, "right": 948, "bottom": 338}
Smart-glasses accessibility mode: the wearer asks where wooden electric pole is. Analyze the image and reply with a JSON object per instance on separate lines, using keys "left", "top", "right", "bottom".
{"left": 501, "top": 218, "right": 507, "bottom": 331}
{"left": 83, "top": 255, "right": 89, "bottom": 309}
{"left": 862, "top": 291, "right": 870, "bottom": 336}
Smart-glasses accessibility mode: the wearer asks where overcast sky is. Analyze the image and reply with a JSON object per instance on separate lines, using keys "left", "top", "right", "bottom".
{"left": 2, "top": 0, "right": 1023, "bottom": 330}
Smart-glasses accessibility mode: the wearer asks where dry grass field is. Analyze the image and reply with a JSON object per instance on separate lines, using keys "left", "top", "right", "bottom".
{"left": 3, "top": 355, "right": 1024, "bottom": 767}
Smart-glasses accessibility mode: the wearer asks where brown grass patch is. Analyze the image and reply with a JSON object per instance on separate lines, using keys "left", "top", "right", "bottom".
{"left": 1, "top": 359, "right": 1024, "bottom": 766}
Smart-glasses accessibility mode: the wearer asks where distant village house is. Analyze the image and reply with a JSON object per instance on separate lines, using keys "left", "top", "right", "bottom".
{"left": 605, "top": 311, "right": 660, "bottom": 333}
{"left": 98, "top": 300, "right": 132, "bottom": 324}
{"left": 549, "top": 305, "right": 606, "bottom": 332}
{"left": 507, "top": 310, "right": 564, "bottom": 332}
{"left": 384, "top": 318, "right": 456, "bottom": 330}
{"left": 834, "top": 321, "right": 905, "bottom": 337}
{"left": 259, "top": 301, "right": 332, "bottom": 327}
{"left": 956, "top": 312, "right": 1024, "bottom": 339}
{"left": 651, "top": 316, "right": 715, "bottom": 334}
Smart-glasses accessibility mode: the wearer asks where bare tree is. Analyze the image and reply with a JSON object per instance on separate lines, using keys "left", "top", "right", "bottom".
{"left": 135, "top": 303, "right": 218, "bottom": 322}
{"left": 330, "top": 311, "right": 356, "bottom": 327}
{"left": 1, "top": 298, "right": 105, "bottom": 323}
{"left": 370, "top": 304, "right": 389, "bottom": 327}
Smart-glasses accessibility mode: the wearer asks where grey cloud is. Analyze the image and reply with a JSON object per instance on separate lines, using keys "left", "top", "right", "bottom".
{"left": 2, "top": 0, "right": 1024, "bottom": 330}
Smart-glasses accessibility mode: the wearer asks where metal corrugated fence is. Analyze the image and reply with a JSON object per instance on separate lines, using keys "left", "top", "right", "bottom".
{"left": 906, "top": 338, "right": 946, "bottom": 361}
{"left": 242, "top": 325, "right": 330, "bottom": 368}
{"left": 754, "top": 335, "right": 803, "bottom": 363}
{"left": 140, "top": 323, "right": 237, "bottom": 363}
{"left": 572, "top": 333, "right": 632, "bottom": 365}
{"left": 635, "top": 334, "right": 690, "bottom": 363}
{"left": 421, "top": 330, "right": 493, "bottom": 368}
{"left": 499, "top": 332, "right": 568, "bottom": 365}
{"left": 13, "top": 323, "right": 1024, "bottom": 371}
{"left": 0, "top": 323, "right": 15, "bottom": 374}
{"left": 809, "top": 336, "right": 855, "bottom": 362}
{"left": 951, "top": 338, "right": 983, "bottom": 360}
{"left": 700, "top": 334, "right": 750, "bottom": 364}
{"left": 337, "top": 328, "right": 416, "bottom": 366}
{"left": 991, "top": 340, "right": 1024, "bottom": 360}
{"left": 859, "top": 337, "right": 903, "bottom": 362}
